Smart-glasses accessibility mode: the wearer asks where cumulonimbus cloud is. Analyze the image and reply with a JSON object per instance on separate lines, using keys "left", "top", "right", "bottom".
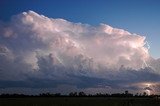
{"left": 0, "top": 11, "right": 160, "bottom": 94}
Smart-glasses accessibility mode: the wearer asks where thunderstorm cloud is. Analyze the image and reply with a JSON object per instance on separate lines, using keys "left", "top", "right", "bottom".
{"left": 0, "top": 11, "right": 160, "bottom": 94}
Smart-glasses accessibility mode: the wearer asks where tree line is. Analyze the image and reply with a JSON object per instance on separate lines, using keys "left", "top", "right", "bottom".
{"left": 0, "top": 91, "right": 159, "bottom": 98}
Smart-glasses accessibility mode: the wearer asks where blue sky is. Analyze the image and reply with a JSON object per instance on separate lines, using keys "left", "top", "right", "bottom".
{"left": 0, "top": 0, "right": 159, "bottom": 58}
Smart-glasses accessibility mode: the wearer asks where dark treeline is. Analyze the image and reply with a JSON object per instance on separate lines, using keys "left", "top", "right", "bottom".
{"left": 0, "top": 91, "right": 160, "bottom": 98}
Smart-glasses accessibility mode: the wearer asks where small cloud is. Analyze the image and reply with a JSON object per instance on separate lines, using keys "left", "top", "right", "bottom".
{"left": 144, "top": 87, "right": 153, "bottom": 91}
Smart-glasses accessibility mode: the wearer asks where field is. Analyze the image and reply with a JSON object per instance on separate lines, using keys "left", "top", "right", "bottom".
{"left": 0, "top": 97, "right": 160, "bottom": 106}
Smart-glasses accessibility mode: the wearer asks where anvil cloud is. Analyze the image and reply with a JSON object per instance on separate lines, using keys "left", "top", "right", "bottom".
{"left": 0, "top": 11, "right": 160, "bottom": 94}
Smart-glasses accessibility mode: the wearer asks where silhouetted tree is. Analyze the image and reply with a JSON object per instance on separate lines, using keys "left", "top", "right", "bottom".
{"left": 54, "top": 93, "right": 61, "bottom": 96}
{"left": 69, "top": 92, "right": 78, "bottom": 96}
{"left": 78, "top": 92, "right": 86, "bottom": 96}
{"left": 125, "top": 90, "right": 129, "bottom": 95}
{"left": 143, "top": 92, "right": 147, "bottom": 96}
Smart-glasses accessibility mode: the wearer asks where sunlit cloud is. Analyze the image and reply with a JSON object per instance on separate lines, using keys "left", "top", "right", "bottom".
{"left": 0, "top": 11, "right": 160, "bottom": 94}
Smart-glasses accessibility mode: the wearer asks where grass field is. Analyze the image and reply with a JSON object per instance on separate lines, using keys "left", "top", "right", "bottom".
{"left": 0, "top": 97, "right": 160, "bottom": 106}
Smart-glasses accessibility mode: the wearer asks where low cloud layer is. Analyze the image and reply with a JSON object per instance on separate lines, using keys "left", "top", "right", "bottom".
{"left": 0, "top": 11, "right": 160, "bottom": 94}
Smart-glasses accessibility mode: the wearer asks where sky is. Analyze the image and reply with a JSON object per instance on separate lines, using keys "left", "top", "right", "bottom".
{"left": 0, "top": 0, "right": 160, "bottom": 95}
